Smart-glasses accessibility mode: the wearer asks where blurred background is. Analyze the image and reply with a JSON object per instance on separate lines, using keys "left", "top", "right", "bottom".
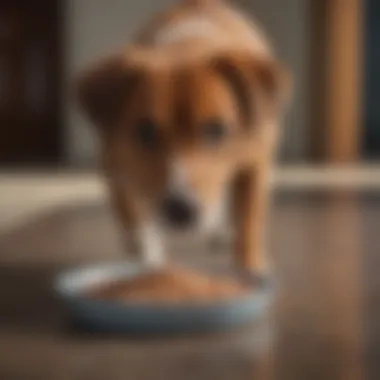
{"left": 0, "top": 1, "right": 377, "bottom": 379}
{"left": 0, "top": 0, "right": 376, "bottom": 167}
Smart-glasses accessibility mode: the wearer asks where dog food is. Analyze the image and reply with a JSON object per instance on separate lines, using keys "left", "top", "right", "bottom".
{"left": 88, "top": 266, "right": 250, "bottom": 303}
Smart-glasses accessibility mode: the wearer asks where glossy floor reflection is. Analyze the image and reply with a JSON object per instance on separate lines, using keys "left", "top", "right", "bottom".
{"left": 0, "top": 189, "right": 376, "bottom": 380}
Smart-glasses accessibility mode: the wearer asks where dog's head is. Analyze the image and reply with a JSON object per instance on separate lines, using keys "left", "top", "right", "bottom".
{"left": 76, "top": 49, "right": 290, "bottom": 230}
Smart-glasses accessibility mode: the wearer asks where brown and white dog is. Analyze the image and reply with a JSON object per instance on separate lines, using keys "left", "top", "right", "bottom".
{"left": 76, "top": 0, "right": 291, "bottom": 274}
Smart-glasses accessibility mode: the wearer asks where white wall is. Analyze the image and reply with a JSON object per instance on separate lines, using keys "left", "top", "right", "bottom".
{"left": 65, "top": 0, "right": 310, "bottom": 165}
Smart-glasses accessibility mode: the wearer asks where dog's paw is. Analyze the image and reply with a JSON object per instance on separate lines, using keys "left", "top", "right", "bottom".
{"left": 256, "top": 255, "right": 273, "bottom": 277}
{"left": 122, "top": 227, "right": 166, "bottom": 268}
{"left": 237, "top": 251, "right": 273, "bottom": 280}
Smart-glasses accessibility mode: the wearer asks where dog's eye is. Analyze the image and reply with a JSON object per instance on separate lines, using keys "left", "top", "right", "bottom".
{"left": 135, "top": 119, "right": 159, "bottom": 149}
{"left": 202, "top": 120, "right": 227, "bottom": 145}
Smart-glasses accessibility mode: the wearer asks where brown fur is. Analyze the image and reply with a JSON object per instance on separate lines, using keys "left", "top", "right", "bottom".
{"left": 76, "top": 0, "right": 291, "bottom": 272}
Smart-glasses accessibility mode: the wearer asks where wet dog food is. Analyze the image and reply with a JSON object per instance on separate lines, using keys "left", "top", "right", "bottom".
{"left": 88, "top": 266, "right": 250, "bottom": 303}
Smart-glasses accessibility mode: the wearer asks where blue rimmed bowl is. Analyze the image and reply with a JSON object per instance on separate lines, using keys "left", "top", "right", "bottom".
{"left": 54, "top": 261, "right": 274, "bottom": 334}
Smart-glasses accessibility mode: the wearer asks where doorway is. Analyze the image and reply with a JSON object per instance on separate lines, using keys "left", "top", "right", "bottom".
{"left": 364, "top": 0, "right": 380, "bottom": 160}
{"left": 0, "top": 0, "right": 63, "bottom": 166}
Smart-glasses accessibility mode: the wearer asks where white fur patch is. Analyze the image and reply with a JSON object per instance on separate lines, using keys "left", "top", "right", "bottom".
{"left": 168, "top": 160, "right": 188, "bottom": 193}
{"left": 154, "top": 17, "right": 220, "bottom": 45}
{"left": 127, "top": 223, "right": 165, "bottom": 267}
{"left": 141, "top": 224, "right": 165, "bottom": 266}
{"left": 202, "top": 186, "right": 229, "bottom": 232}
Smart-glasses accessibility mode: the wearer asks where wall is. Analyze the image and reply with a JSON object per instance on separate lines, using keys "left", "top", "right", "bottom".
{"left": 65, "top": 0, "right": 310, "bottom": 165}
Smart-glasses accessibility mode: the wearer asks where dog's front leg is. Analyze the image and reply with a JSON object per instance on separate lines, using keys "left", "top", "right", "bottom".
{"left": 110, "top": 189, "right": 165, "bottom": 267}
{"left": 233, "top": 164, "right": 272, "bottom": 275}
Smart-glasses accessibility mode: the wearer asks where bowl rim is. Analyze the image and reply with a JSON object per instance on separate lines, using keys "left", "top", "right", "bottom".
{"left": 54, "top": 260, "right": 274, "bottom": 310}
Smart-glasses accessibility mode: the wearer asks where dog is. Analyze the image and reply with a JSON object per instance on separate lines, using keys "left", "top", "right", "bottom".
{"left": 76, "top": 0, "right": 291, "bottom": 273}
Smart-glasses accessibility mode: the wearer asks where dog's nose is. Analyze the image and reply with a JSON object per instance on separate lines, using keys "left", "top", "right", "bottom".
{"left": 161, "top": 195, "right": 198, "bottom": 228}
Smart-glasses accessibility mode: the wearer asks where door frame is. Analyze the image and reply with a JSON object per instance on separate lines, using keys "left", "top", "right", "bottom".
{"left": 309, "top": 0, "right": 364, "bottom": 164}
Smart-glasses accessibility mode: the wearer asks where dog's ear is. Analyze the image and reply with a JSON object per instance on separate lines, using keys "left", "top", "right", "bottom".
{"left": 76, "top": 55, "right": 141, "bottom": 130}
{"left": 211, "top": 52, "right": 291, "bottom": 128}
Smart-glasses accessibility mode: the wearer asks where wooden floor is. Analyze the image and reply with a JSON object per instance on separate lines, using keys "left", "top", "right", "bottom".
{"left": 0, "top": 189, "right": 377, "bottom": 380}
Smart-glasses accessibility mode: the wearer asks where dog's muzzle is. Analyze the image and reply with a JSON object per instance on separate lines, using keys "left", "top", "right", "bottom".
{"left": 161, "top": 194, "right": 199, "bottom": 229}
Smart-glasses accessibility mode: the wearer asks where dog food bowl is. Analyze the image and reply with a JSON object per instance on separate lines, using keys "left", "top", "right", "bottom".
{"left": 54, "top": 261, "right": 274, "bottom": 334}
